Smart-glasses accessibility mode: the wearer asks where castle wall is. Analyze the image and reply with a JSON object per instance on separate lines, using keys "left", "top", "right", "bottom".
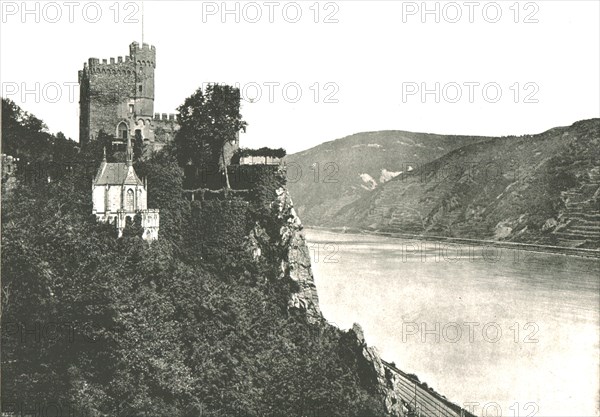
{"left": 79, "top": 42, "right": 172, "bottom": 146}
{"left": 151, "top": 113, "right": 180, "bottom": 151}
{"left": 79, "top": 57, "right": 136, "bottom": 143}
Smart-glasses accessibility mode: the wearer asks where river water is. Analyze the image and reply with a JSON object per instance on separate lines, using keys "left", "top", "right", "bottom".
{"left": 306, "top": 229, "right": 599, "bottom": 417}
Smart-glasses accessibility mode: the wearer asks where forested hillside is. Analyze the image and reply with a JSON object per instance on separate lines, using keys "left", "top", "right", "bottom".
{"left": 1, "top": 98, "right": 387, "bottom": 416}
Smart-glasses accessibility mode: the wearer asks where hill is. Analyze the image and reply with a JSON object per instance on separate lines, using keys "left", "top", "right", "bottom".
{"left": 4, "top": 98, "right": 478, "bottom": 417}
{"left": 286, "top": 130, "right": 489, "bottom": 225}
{"left": 293, "top": 119, "right": 600, "bottom": 250}
{"left": 1, "top": 98, "right": 390, "bottom": 416}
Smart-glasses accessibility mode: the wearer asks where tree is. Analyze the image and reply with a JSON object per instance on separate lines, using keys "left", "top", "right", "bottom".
{"left": 134, "top": 129, "right": 144, "bottom": 162}
{"left": 2, "top": 101, "right": 390, "bottom": 416}
{"left": 175, "top": 84, "right": 247, "bottom": 190}
{"left": 1, "top": 97, "right": 70, "bottom": 163}
{"left": 134, "top": 147, "right": 188, "bottom": 244}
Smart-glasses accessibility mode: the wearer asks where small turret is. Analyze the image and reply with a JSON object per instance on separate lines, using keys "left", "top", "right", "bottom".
{"left": 129, "top": 41, "right": 156, "bottom": 67}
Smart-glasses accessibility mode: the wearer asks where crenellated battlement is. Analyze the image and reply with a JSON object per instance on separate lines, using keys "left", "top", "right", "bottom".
{"left": 154, "top": 113, "right": 178, "bottom": 121}
{"left": 79, "top": 41, "right": 176, "bottom": 146}
{"left": 79, "top": 39, "right": 158, "bottom": 80}
{"left": 131, "top": 41, "right": 156, "bottom": 51}
{"left": 81, "top": 59, "right": 136, "bottom": 77}
{"left": 129, "top": 41, "right": 156, "bottom": 68}
{"left": 81, "top": 41, "right": 156, "bottom": 75}
{"left": 87, "top": 56, "right": 132, "bottom": 67}
{"left": 81, "top": 56, "right": 135, "bottom": 77}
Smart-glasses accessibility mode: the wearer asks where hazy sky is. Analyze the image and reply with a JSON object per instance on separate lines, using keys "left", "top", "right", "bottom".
{"left": 1, "top": 1, "right": 598, "bottom": 153}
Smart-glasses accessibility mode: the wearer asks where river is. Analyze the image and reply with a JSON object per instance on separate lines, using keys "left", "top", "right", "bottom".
{"left": 305, "top": 229, "right": 599, "bottom": 417}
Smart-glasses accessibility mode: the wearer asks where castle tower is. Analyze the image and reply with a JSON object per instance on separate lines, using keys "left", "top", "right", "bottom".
{"left": 78, "top": 42, "right": 157, "bottom": 145}
{"left": 130, "top": 42, "right": 155, "bottom": 119}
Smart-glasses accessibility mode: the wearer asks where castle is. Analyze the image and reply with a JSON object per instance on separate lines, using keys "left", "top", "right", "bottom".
{"left": 80, "top": 41, "right": 254, "bottom": 239}
{"left": 78, "top": 41, "right": 179, "bottom": 150}
{"left": 91, "top": 136, "right": 159, "bottom": 241}
{"left": 78, "top": 41, "right": 241, "bottom": 160}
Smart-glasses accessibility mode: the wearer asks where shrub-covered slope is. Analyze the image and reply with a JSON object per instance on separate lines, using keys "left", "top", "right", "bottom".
{"left": 1, "top": 99, "right": 389, "bottom": 416}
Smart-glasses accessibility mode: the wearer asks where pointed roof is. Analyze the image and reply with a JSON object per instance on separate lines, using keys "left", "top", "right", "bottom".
{"left": 94, "top": 161, "right": 143, "bottom": 186}
{"left": 93, "top": 136, "right": 143, "bottom": 186}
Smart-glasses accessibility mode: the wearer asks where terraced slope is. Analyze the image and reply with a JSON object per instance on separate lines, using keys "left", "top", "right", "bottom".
{"left": 308, "top": 119, "right": 600, "bottom": 250}
{"left": 554, "top": 166, "right": 600, "bottom": 246}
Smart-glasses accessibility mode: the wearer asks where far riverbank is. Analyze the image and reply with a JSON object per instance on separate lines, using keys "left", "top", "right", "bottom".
{"left": 303, "top": 225, "right": 600, "bottom": 259}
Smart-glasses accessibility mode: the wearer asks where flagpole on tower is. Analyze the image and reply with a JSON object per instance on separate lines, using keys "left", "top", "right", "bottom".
{"left": 141, "top": 1, "right": 144, "bottom": 45}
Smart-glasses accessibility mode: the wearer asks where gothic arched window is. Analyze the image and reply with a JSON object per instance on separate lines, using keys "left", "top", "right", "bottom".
{"left": 126, "top": 189, "right": 134, "bottom": 211}
{"left": 118, "top": 122, "right": 128, "bottom": 140}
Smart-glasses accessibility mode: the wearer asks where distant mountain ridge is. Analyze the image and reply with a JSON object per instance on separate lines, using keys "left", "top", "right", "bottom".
{"left": 287, "top": 119, "right": 600, "bottom": 250}
{"left": 286, "top": 130, "right": 489, "bottom": 225}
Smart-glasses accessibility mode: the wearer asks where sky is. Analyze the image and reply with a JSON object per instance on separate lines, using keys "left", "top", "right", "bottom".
{"left": 1, "top": 1, "right": 599, "bottom": 154}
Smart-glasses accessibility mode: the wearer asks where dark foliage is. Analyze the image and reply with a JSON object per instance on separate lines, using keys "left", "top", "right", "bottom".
{"left": 1, "top": 99, "right": 387, "bottom": 416}
{"left": 174, "top": 84, "right": 247, "bottom": 189}
{"left": 233, "top": 147, "right": 287, "bottom": 162}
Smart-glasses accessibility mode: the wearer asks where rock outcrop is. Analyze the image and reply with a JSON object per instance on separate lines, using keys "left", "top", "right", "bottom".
{"left": 350, "top": 323, "right": 405, "bottom": 416}
{"left": 348, "top": 322, "right": 478, "bottom": 417}
{"left": 273, "top": 187, "right": 322, "bottom": 322}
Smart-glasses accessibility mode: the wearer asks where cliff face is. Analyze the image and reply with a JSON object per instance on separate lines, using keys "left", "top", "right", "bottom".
{"left": 273, "top": 187, "right": 322, "bottom": 322}
{"left": 350, "top": 324, "right": 405, "bottom": 416}
{"left": 349, "top": 323, "right": 477, "bottom": 417}
{"left": 243, "top": 181, "right": 322, "bottom": 323}
{"left": 244, "top": 176, "right": 477, "bottom": 416}
{"left": 273, "top": 189, "right": 477, "bottom": 417}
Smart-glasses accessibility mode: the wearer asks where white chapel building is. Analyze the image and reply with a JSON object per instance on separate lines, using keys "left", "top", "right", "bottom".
{"left": 92, "top": 137, "right": 159, "bottom": 240}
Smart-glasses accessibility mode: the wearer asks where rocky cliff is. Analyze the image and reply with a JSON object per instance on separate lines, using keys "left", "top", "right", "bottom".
{"left": 273, "top": 187, "right": 322, "bottom": 322}
{"left": 348, "top": 323, "right": 477, "bottom": 417}
{"left": 272, "top": 185, "right": 475, "bottom": 416}
{"left": 244, "top": 179, "right": 322, "bottom": 323}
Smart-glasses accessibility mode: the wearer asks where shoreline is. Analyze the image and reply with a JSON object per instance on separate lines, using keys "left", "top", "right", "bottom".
{"left": 304, "top": 225, "right": 600, "bottom": 260}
